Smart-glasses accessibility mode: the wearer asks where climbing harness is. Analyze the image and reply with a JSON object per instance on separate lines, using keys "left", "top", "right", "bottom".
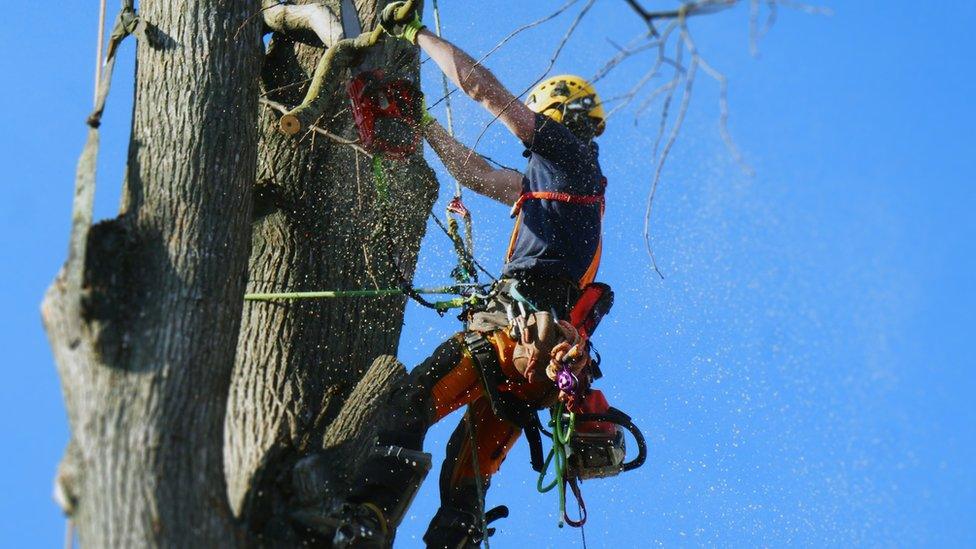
{"left": 506, "top": 177, "right": 609, "bottom": 288}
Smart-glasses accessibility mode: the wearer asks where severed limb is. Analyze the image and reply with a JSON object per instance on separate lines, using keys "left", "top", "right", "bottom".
{"left": 261, "top": 0, "right": 345, "bottom": 47}
{"left": 278, "top": 26, "right": 385, "bottom": 135}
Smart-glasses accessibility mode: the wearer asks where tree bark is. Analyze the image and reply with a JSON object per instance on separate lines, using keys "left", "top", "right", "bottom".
{"left": 224, "top": 0, "right": 437, "bottom": 541}
{"left": 46, "top": 0, "right": 437, "bottom": 544}
{"left": 44, "top": 1, "right": 264, "bottom": 546}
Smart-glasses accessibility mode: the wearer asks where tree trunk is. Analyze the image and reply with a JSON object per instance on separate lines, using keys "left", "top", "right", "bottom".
{"left": 43, "top": 1, "right": 264, "bottom": 546}
{"left": 224, "top": 0, "right": 438, "bottom": 539}
{"left": 46, "top": 0, "right": 436, "bottom": 544}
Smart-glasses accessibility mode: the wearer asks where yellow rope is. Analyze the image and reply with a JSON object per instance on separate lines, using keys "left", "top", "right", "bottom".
{"left": 431, "top": 6, "right": 486, "bottom": 544}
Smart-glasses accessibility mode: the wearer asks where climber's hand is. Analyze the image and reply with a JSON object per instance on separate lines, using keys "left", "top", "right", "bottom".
{"left": 546, "top": 360, "right": 559, "bottom": 382}
{"left": 551, "top": 321, "right": 587, "bottom": 375}
{"left": 549, "top": 341, "right": 589, "bottom": 381}
{"left": 548, "top": 341, "right": 589, "bottom": 408}
{"left": 380, "top": 1, "right": 425, "bottom": 44}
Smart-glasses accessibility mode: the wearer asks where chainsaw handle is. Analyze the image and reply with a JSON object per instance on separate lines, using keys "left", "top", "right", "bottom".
{"left": 574, "top": 408, "right": 647, "bottom": 472}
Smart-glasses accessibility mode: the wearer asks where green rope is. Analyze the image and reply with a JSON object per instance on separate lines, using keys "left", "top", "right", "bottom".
{"left": 372, "top": 155, "right": 388, "bottom": 201}
{"left": 536, "top": 402, "right": 576, "bottom": 526}
{"left": 246, "top": 286, "right": 463, "bottom": 301}
{"left": 244, "top": 286, "right": 481, "bottom": 314}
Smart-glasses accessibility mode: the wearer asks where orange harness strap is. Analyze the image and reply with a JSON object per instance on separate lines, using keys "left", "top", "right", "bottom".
{"left": 505, "top": 187, "right": 607, "bottom": 288}
{"left": 508, "top": 191, "right": 605, "bottom": 218}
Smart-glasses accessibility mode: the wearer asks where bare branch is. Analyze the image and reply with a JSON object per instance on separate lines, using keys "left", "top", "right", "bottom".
{"left": 278, "top": 28, "right": 384, "bottom": 135}
{"left": 645, "top": 41, "right": 695, "bottom": 279}
{"left": 427, "top": 0, "right": 581, "bottom": 110}
{"left": 466, "top": 0, "right": 597, "bottom": 156}
{"left": 614, "top": 0, "right": 831, "bottom": 278}
{"left": 261, "top": 1, "right": 344, "bottom": 47}
{"left": 627, "top": 0, "right": 740, "bottom": 26}
{"left": 591, "top": 33, "right": 658, "bottom": 84}
{"left": 695, "top": 51, "right": 754, "bottom": 175}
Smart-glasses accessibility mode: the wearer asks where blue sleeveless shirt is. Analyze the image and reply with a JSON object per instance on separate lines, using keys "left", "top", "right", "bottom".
{"left": 501, "top": 114, "right": 604, "bottom": 283}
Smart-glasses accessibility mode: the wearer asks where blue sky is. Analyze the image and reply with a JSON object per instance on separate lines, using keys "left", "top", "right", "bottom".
{"left": 2, "top": 1, "right": 973, "bottom": 547}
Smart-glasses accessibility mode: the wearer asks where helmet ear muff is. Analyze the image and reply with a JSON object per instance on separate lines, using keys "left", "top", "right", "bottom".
{"left": 562, "top": 109, "right": 599, "bottom": 142}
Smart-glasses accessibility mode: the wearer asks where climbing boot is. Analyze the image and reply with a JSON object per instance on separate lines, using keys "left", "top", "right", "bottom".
{"left": 422, "top": 506, "right": 485, "bottom": 549}
{"left": 335, "top": 444, "right": 432, "bottom": 546}
{"left": 356, "top": 445, "right": 432, "bottom": 528}
{"left": 331, "top": 502, "right": 389, "bottom": 549}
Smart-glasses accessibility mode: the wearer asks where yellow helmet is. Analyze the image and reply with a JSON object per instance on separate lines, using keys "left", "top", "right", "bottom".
{"left": 525, "top": 74, "right": 606, "bottom": 136}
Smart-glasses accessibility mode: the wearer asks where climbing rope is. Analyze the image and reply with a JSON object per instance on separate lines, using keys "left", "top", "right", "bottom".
{"left": 428, "top": 212, "right": 496, "bottom": 282}
{"left": 371, "top": 155, "right": 390, "bottom": 201}
{"left": 430, "top": 2, "right": 490, "bottom": 544}
{"left": 244, "top": 284, "right": 487, "bottom": 313}
{"left": 430, "top": 0, "right": 478, "bottom": 287}
{"left": 537, "top": 402, "right": 587, "bottom": 528}
{"left": 94, "top": 0, "right": 107, "bottom": 105}
{"left": 431, "top": 0, "right": 456, "bottom": 138}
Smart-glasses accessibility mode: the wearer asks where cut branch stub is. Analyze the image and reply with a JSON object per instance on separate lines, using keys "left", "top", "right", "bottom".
{"left": 279, "top": 27, "right": 384, "bottom": 136}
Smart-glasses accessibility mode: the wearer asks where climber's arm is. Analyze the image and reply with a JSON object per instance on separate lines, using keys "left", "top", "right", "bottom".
{"left": 415, "top": 29, "right": 537, "bottom": 145}
{"left": 424, "top": 121, "right": 522, "bottom": 206}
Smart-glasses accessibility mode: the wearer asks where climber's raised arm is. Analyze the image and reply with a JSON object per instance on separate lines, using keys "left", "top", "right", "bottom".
{"left": 380, "top": 2, "right": 537, "bottom": 144}
{"left": 415, "top": 30, "right": 536, "bottom": 144}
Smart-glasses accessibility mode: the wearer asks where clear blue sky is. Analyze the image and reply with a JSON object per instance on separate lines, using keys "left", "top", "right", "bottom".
{"left": 1, "top": 1, "right": 973, "bottom": 547}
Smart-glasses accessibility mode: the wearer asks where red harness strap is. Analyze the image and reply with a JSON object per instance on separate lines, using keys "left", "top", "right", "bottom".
{"left": 509, "top": 191, "right": 605, "bottom": 218}
{"left": 505, "top": 180, "right": 608, "bottom": 287}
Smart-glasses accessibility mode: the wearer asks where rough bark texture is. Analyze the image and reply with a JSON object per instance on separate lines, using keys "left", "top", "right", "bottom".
{"left": 47, "top": 0, "right": 437, "bottom": 545}
{"left": 225, "top": 0, "right": 437, "bottom": 541}
{"left": 44, "top": 1, "right": 264, "bottom": 546}
{"left": 292, "top": 356, "right": 408, "bottom": 521}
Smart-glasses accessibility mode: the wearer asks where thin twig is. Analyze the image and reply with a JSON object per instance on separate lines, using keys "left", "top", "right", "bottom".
{"left": 694, "top": 51, "right": 754, "bottom": 175}
{"left": 466, "top": 0, "right": 596, "bottom": 157}
{"left": 645, "top": 47, "right": 696, "bottom": 280}
{"left": 260, "top": 77, "right": 314, "bottom": 98}
{"left": 427, "top": 0, "right": 581, "bottom": 110}
{"left": 634, "top": 76, "right": 679, "bottom": 121}
{"left": 603, "top": 24, "right": 681, "bottom": 120}
{"left": 591, "top": 33, "right": 659, "bottom": 83}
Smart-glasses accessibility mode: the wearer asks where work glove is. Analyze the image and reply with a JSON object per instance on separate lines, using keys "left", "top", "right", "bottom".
{"left": 380, "top": 1, "right": 425, "bottom": 44}
{"left": 546, "top": 321, "right": 590, "bottom": 406}
{"left": 513, "top": 311, "right": 565, "bottom": 383}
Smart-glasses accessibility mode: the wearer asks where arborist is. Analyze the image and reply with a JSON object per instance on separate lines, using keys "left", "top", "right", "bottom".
{"left": 328, "top": 2, "right": 619, "bottom": 547}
